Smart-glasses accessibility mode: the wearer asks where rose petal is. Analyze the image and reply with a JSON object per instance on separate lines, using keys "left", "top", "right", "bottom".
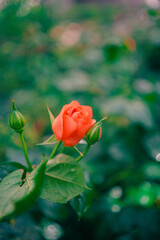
{"left": 52, "top": 105, "right": 67, "bottom": 140}
{"left": 75, "top": 121, "right": 96, "bottom": 141}
{"left": 70, "top": 100, "right": 80, "bottom": 108}
{"left": 62, "top": 115, "right": 78, "bottom": 139}
{"left": 81, "top": 106, "right": 93, "bottom": 120}
{"left": 91, "top": 119, "right": 96, "bottom": 125}
{"left": 52, "top": 100, "right": 96, "bottom": 146}
{"left": 63, "top": 120, "right": 95, "bottom": 146}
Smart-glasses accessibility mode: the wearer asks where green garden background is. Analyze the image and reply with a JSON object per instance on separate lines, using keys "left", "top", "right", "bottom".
{"left": 1, "top": 0, "right": 160, "bottom": 239}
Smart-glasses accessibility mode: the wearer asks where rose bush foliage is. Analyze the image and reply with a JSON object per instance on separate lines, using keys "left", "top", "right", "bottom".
{"left": 0, "top": 100, "right": 103, "bottom": 222}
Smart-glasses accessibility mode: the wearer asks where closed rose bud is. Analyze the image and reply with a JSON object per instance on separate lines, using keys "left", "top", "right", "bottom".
{"left": 85, "top": 123, "right": 102, "bottom": 145}
{"left": 9, "top": 100, "right": 26, "bottom": 133}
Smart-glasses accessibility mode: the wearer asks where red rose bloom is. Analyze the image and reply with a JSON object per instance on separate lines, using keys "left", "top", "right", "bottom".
{"left": 52, "top": 100, "right": 96, "bottom": 146}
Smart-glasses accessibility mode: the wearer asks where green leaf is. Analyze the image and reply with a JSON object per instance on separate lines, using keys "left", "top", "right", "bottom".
{"left": 40, "top": 154, "right": 89, "bottom": 203}
{"left": 0, "top": 161, "right": 27, "bottom": 173}
{"left": 37, "top": 135, "right": 58, "bottom": 145}
{"left": 47, "top": 105, "right": 54, "bottom": 126}
{"left": 0, "top": 158, "right": 47, "bottom": 221}
{"left": 70, "top": 190, "right": 93, "bottom": 219}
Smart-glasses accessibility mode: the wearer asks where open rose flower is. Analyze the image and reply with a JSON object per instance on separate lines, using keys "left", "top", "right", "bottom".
{"left": 52, "top": 100, "right": 96, "bottom": 146}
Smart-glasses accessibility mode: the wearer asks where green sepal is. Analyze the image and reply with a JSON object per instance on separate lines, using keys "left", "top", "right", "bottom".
{"left": 40, "top": 154, "right": 89, "bottom": 203}
{"left": 37, "top": 135, "right": 58, "bottom": 145}
{"left": 47, "top": 105, "right": 54, "bottom": 127}
{"left": 94, "top": 117, "right": 108, "bottom": 126}
{"left": 0, "top": 158, "right": 47, "bottom": 221}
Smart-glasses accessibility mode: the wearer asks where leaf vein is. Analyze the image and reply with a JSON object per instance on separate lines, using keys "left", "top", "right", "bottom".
{"left": 45, "top": 172, "right": 86, "bottom": 188}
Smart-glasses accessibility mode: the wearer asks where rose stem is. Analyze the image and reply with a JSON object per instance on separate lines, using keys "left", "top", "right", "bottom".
{"left": 59, "top": 144, "right": 65, "bottom": 153}
{"left": 49, "top": 141, "right": 62, "bottom": 159}
{"left": 19, "top": 132, "right": 33, "bottom": 171}
{"left": 76, "top": 144, "right": 90, "bottom": 162}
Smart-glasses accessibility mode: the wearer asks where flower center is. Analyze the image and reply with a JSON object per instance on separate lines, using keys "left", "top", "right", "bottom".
{"left": 66, "top": 107, "right": 85, "bottom": 123}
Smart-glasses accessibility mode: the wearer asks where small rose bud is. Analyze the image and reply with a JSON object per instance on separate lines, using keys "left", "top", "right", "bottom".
{"left": 9, "top": 100, "right": 26, "bottom": 133}
{"left": 85, "top": 123, "right": 102, "bottom": 145}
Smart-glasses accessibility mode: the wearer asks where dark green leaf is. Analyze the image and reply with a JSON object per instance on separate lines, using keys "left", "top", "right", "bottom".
{"left": 0, "top": 158, "right": 47, "bottom": 221}
{"left": 0, "top": 161, "right": 27, "bottom": 173}
{"left": 70, "top": 190, "right": 93, "bottom": 219}
{"left": 40, "top": 154, "right": 89, "bottom": 203}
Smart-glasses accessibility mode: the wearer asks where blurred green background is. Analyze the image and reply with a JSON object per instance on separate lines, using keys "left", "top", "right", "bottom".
{"left": 1, "top": 0, "right": 160, "bottom": 239}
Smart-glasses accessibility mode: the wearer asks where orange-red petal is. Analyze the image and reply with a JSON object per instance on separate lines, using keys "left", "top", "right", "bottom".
{"left": 52, "top": 105, "right": 66, "bottom": 140}
{"left": 62, "top": 115, "right": 78, "bottom": 139}
{"left": 63, "top": 119, "right": 96, "bottom": 146}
